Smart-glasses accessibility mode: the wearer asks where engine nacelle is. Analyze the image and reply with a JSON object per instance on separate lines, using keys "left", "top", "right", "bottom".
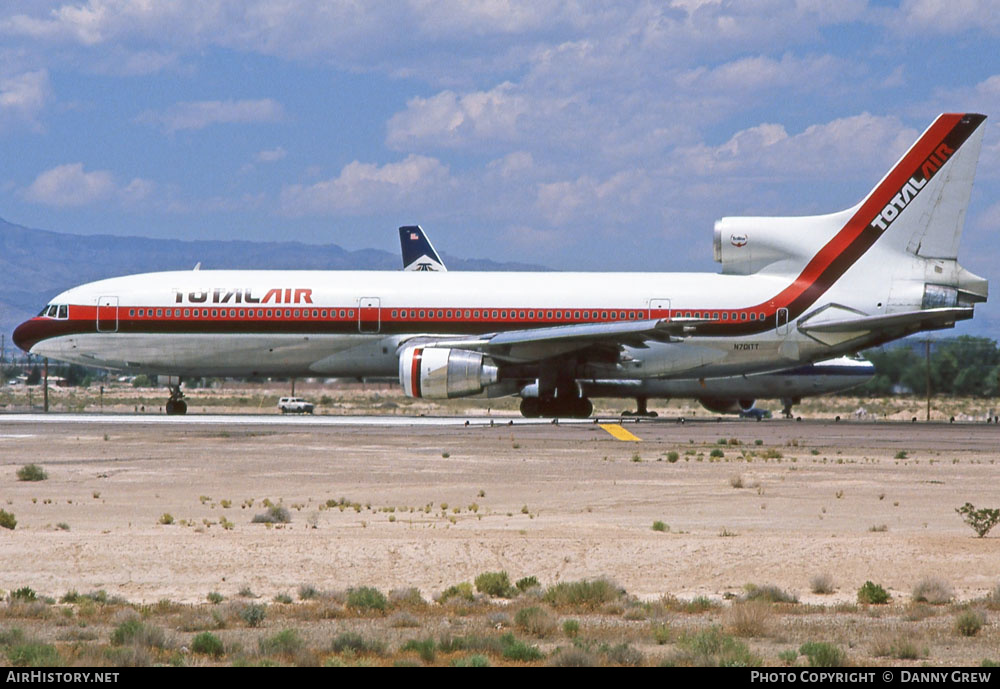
{"left": 699, "top": 398, "right": 756, "bottom": 415}
{"left": 399, "top": 346, "right": 499, "bottom": 399}
{"left": 713, "top": 211, "right": 850, "bottom": 275}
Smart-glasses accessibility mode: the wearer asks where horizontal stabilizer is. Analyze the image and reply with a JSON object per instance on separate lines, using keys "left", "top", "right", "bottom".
{"left": 799, "top": 307, "right": 973, "bottom": 334}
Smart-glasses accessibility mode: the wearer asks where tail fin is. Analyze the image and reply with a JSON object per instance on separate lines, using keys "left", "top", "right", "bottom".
{"left": 715, "top": 113, "right": 987, "bottom": 284}
{"left": 862, "top": 113, "right": 985, "bottom": 260}
{"left": 399, "top": 225, "right": 447, "bottom": 272}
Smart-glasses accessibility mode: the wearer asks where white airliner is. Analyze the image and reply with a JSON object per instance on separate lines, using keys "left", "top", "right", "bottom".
{"left": 398, "top": 225, "right": 875, "bottom": 417}
{"left": 13, "top": 113, "right": 988, "bottom": 417}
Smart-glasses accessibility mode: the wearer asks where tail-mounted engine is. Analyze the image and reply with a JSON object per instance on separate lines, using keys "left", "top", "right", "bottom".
{"left": 399, "top": 346, "right": 499, "bottom": 399}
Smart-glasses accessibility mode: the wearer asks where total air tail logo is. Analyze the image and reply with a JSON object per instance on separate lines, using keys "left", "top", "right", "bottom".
{"left": 869, "top": 143, "right": 954, "bottom": 233}
{"left": 174, "top": 288, "right": 314, "bottom": 304}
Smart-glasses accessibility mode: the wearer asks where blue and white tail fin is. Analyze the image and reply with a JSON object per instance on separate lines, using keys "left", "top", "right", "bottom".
{"left": 399, "top": 225, "right": 447, "bottom": 272}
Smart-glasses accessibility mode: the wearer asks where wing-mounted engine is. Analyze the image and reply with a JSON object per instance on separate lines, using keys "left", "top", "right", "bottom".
{"left": 713, "top": 208, "right": 854, "bottom": 276}
{"left": 399, "top": 346, "right": 499, "bottom": 398}
{"left": 699, "top": 398, "right": 756, "bottom": 415}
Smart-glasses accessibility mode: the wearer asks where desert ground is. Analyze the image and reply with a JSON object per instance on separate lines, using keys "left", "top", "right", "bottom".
{"left": 0, "top": 383, "right": 998, "bottom": 666}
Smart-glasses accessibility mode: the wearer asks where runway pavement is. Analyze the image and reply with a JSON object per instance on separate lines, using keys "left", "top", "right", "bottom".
{"left": 2, "top": 411, "right": 997, "bottom": 451}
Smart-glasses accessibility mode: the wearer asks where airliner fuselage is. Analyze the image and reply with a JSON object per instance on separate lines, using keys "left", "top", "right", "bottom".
{"left": 12, "top": 113, "right": 990, "bottom": 417}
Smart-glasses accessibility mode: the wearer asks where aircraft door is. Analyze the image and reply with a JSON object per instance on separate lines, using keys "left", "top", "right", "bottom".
{"left": 776, "top": 307, "right": 790, "bottom": 335}
{"left": 648, "top": 298, "right": 671, "bottom": 319}
{"left": 359, "top": 297, "right": 381, "bottom": 333}
{"left": 97, "top": 296, "right": 119, "bottom": 333}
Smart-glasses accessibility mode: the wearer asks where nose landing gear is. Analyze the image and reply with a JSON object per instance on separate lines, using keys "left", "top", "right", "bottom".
{"left": 165, "top": 383, "right": 187, "bottom": 415}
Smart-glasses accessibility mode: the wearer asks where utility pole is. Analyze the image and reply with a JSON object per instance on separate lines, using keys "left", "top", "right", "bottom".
{"left": 43, "top": 358, "right": 49, "bottom": 413}
{"left": 925, "top": 339, "right": 931, "bottom": 422}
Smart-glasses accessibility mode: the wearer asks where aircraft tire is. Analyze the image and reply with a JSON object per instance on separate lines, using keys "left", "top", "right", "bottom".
{"left": 519, "top": 398, "right": 541, "bottom": 418}
{"left": 165, "top": 399, "right": 187, "bottom": 415}
{"left": 572, "top": 397, "right": 593, "bottom": 418}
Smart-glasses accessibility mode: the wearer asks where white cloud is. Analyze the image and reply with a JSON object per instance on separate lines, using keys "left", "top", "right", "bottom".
{"left": 280, "top": 154, "right": 451, "bottom": 215}
{"left": 23, "top": 162, "right": 153, "bottom": 207}
{"left": 674, "top": 113, "right": 918, "bottom": 179}
{"left": 0, "top": 69, "right": 51, "bottom": 130}
{"left": 488, "top": 151, "right": 534, "bottom": 179}
{"left": 255, "top": 146, "right": 287, "bottom": 163}
{"left": 535, "top": 170, "right": 649, "bottom": 226}
{"left": 387, "top": 83, "right": 528, "bottom": 150}
{"left": 24, "top": 163, "right": 115, "bottom": 206}
{"left": 137, "top": 98, "right": 285, "bottom": 133}
{"left": 676, "top": 53, "right": 847, "bottom": 94}
{"left": 895, "top": 0, "right": 1000, "bottom": 35}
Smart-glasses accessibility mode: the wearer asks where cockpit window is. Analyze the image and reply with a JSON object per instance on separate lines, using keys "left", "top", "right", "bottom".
{"left": 39, "top": 304, "right": 69, "bottom": 319}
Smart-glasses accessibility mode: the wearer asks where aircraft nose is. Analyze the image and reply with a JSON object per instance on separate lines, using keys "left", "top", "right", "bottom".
{"left": 12, "top": 317, "right": 48, "bottom": 353}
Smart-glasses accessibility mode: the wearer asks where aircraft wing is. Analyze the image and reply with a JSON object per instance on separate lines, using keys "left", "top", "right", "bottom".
{"left": 402, "top": 317, "right": 704, "bottom": 362}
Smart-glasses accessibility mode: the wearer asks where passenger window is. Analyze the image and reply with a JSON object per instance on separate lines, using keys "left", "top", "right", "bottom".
{"left": 184, "top": 309, "right": 190, "bottom": 317}
{"left": 129, "top": 309, "right": 136, "bottom": 317}
{"left": 348, "top": 310, "right": 354, "bottom": 317}
{"left": 464, "top": 310, "right": 471, "bottom": 318}
{"left": 740, "top": 312, "right": 747, "bottom": 320}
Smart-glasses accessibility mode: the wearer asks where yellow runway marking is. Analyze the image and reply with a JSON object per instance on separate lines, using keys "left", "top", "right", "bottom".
{"left": 599, "top": 423, "right": 641, "bottom": 442}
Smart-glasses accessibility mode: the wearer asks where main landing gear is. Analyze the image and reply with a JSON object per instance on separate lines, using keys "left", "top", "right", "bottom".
{"left": 165, "top": 383, "right": 187, "bottom": 415}
{"left": 780, "top": 397, "right": 799, "bottom": 419}
{"left": 622, "top": 396, "right": 658, "bottom": 418}
{"left": 520, "top": 396, "right": 593, "bottom": 419}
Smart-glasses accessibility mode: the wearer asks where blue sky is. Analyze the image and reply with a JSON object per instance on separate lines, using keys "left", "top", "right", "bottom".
{"left": 2, "top": 1, "right": 999, "bottom": 333}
